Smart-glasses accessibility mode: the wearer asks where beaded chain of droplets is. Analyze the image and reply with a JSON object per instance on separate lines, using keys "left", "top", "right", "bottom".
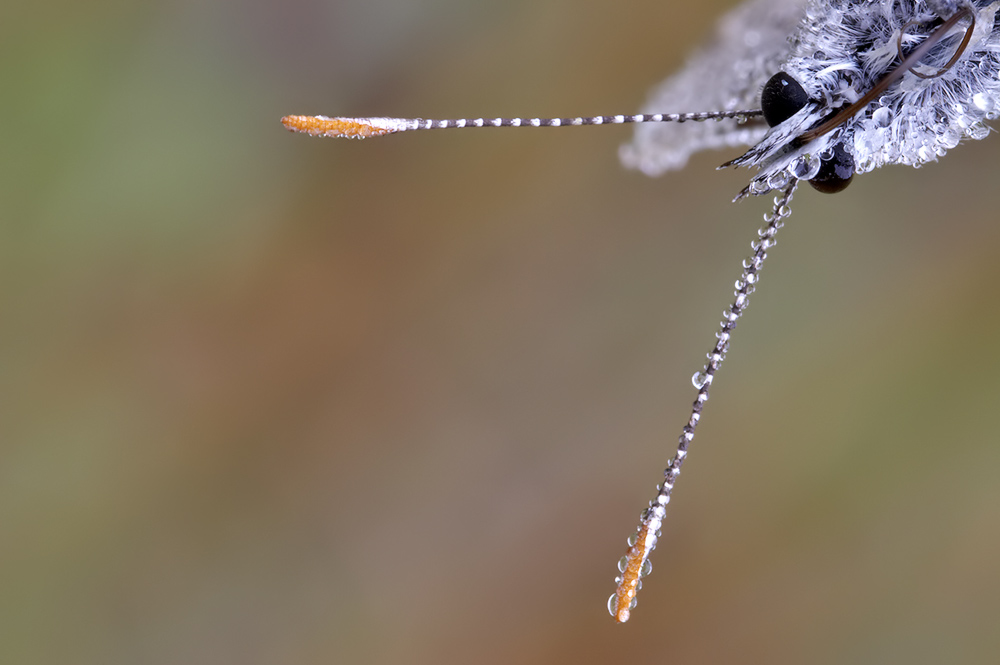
{"left": 609, "top": 179, "right": 798, "bottom": 623}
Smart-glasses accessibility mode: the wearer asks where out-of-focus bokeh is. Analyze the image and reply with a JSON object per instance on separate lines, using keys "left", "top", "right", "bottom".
{"left": 4, "top": 1, "right": 999, "bottom": 663}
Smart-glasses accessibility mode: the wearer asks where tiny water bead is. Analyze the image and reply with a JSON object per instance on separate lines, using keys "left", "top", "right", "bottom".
{"left": 967, "top": 123, "right": 990, "bottom": 140}
{"left": 607, "top": 593, "right": 638, "bottom": 620}
{"left": 767, "top": 170, "right": 790, "bottom": 190}
{"left": 808, "top": 144, "right": 855, "bottom": 193}
{"left": 871, "top": 105, "right": 892, "bottom": 127}
{"left": 691, "top": 371, "right": 710, "bottom": 390}
{"left": 790, "top": 154, "right": 822, "bottom": 180}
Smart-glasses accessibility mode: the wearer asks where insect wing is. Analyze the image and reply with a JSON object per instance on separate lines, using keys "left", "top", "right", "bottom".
{"left": 620, "top": 0, "right": 809, "bottom": 176}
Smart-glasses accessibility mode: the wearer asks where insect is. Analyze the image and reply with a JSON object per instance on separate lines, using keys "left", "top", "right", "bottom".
{"left": 282, "top": 0, "right": 1000, "bottom": 623}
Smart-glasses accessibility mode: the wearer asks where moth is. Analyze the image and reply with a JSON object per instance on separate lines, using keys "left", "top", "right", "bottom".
{"left": 282, "top": 0, "right": 1000, "bottom": 623}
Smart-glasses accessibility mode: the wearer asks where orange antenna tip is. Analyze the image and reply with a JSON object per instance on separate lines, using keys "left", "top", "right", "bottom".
{"left": 609, "top": 522, "right": 657, "bottom": 623}
{"left": 280, "top": 115, "right": 417, "bottom": 139}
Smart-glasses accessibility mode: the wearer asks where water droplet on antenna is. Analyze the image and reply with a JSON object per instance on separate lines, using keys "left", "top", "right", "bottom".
{"left": 692, "top": 371, "right": 709, "bottom": 389}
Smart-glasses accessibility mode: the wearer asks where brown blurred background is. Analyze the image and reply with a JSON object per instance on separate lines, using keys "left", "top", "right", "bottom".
{"left": 3, "top": 1, "right": 999, "bottom": 663}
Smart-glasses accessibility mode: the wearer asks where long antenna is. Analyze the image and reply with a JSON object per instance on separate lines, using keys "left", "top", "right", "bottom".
{"left": 609, "top": 178, "right": 799, "bottom": 623}
{"left": 280, "top": 110, "right": 762, "bottom": 139}
{"left": 281, "top": 102, "right": 795, "bottom": 625}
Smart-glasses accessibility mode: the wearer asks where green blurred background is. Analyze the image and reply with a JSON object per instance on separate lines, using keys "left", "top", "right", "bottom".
{"left": 4, "top": 1, "right": 999, "bottom": 663}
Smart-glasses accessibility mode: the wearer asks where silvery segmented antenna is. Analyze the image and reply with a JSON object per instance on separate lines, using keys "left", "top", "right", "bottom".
{"left": 279, "top": 109, "right": 764, "bottom": 139}
{"left": 283, "top": 0, "right": 1000, "bottom": 624}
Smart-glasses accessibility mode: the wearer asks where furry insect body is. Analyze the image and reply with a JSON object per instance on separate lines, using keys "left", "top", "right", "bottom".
{"left": 625, "top": 0, "right": 1000, "bottom": 200}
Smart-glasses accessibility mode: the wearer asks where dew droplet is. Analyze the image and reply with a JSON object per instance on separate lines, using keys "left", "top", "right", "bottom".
{"left": 691, "top": 371, "right": 709, "bottom": 389}
{"left": 608, "top": 593, "right": 619, "bottom": 617}
{"left": 872, "top": 106, "right": 892, "bottom": 128}
{"left": 790, "top": 154, "right": 822, "bottom": 180}
{"left": 855, "top": 154, "right": 875, "bottom": 174}
{"left": 618, "top": 556, "right": 629, "bottom": 573}
{"left": 967, "top": 123, "right": 990, "bottom": 140}
{"left": 640, "top": 559, "right": 653, "bottom": 577}
{"left": 767, "top": 170, "right": 789, "bottom": 189}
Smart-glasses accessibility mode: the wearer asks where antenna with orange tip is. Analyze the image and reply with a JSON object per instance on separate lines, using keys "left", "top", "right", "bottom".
{"left": 281, "top": 110, "right": 763, "bottom": 139}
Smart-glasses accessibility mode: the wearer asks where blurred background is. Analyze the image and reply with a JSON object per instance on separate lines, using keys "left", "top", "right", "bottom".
{"left": 4, "top": 1, "right": 999, "bottom": 663}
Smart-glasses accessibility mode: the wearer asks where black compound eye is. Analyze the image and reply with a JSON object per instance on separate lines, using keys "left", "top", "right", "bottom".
{"left": 761, "top": 72, "right": 809, "bottom": 127}
{"left": 809, "top": 143, "right": 854, "bottom": 194}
